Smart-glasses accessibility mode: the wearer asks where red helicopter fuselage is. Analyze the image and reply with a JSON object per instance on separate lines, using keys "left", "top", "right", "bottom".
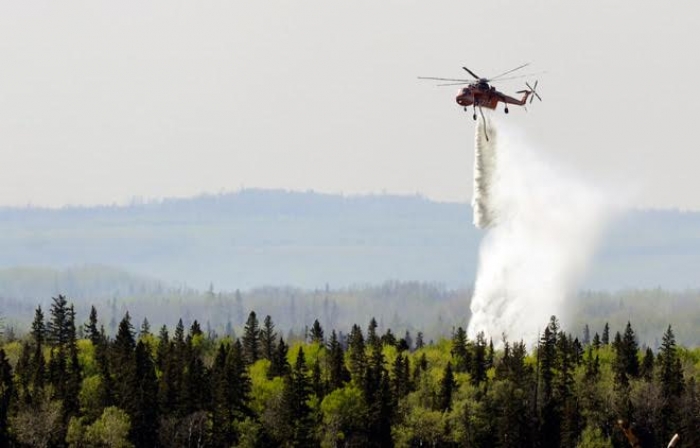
{"left": 456, "top": 81, "right": 530, "bottom": 110}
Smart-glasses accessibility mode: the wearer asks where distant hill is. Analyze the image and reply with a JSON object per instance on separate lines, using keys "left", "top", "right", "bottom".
{"left": 1, "top": 189, "right": 699, "bottom": 290}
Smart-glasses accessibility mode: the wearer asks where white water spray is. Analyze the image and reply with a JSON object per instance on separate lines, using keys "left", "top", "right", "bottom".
{"left": 467, "top": 115, "right": 613, "bottom": 343}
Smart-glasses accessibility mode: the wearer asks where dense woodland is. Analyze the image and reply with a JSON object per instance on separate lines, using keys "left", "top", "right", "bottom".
{"left": 0, "top": 295, "right": 699, "bottom": 447}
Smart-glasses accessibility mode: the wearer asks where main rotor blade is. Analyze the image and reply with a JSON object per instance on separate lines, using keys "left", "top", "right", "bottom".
{"left": 436, "top": 82, "right": 472, "bottom": 86}
{"left": 418, "top": 76, "right": 472, "bottom": 82}
{"left": 489, "top": 62, "right": 530, "bottom": 81}
{"left": 489, "top": 71, "right": 547, "bottom": 82}
{"left": 462, "top": 66, "right": 480, "bottom": 79}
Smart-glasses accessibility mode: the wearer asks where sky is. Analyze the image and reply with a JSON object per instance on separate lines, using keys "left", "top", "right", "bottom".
{"left": 1, "top": 1, "right": 699, "bottom": 209}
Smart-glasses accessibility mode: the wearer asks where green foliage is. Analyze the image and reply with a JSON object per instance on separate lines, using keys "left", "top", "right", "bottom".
{"left": 3, "top": 298, "right": 700, "bottom": 448}
{"left": 576, "top": 426, "right": 613, "bottom": 448}
{"left": 319, "top": 385, "right": 366, "bottom": 447}
{"left": 84, "top": 406, "right": 133, "bottom": 448}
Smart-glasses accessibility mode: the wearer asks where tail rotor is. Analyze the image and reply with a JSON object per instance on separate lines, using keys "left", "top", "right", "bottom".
{"left": 525, "top": 80, "right": 542, "bottom": 104}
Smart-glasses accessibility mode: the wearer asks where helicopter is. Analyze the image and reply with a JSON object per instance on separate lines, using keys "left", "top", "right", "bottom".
{"left": 419, "top": 63, "right": 542, "bottom": 122}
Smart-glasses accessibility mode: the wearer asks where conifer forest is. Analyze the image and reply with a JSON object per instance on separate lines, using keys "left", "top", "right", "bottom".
{"left": 0, "top": 295, "right": 699, "bottom": 447}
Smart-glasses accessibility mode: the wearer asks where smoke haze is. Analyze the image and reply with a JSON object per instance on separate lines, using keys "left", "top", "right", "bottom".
{"left": 467, "top": 115, "right": 614, "bottom": 343}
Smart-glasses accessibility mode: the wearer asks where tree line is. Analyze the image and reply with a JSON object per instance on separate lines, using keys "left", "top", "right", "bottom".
{"left": 0, "top": 295, "right": 699, "bottom": 447}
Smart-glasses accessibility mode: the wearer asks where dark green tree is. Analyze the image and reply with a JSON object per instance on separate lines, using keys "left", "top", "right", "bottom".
{"left": 47, "top": 294, "right": 69, "bottom": 347}
{"left": 156, "top": 325, "right": 170, "bottom": 370}
{"left": 391, "top": 353, "right": 411, "bottom": 398}
{"left": 380, "top": 329, "right": 396, "bottom": 347}
{"left": 602, "top": 322, "right": 610, "bottom": 345}
{"left": 348, "top": 324, "right": 367, "bottom": 383}
{"left": 280, "top": 347, "right": 315, "bottom": 447}
{"left": 539, "top": 317, "right": 560, "bottom": 448}
{"left": 63, "top": 305, "right": 82, "bottom": 420}
{"left": 132, "top": 340, "right": 158, "bottom": 447}
{"left": 30, "top": 306, "right": 46, "bottom": 392}
{"left": 470, "top": 331, "right": 488, "bottom": 386}
{"left": 327, "top": 330, "right": 349, "bottom": 391}
{"left": 268, "top": 336, "right": 290, "bottom": 379}
{"left": 139, "top": 318, "right": 151, "bottom": 338}
{"left": 658, "top": 325, "right": 684, "bottom": 443}
{"left": 451, "top": 326, "right": 470, "bottom": 373}
{"left": 242, "top": 311, "right": 261, "bottom": 365}
{"left": 260, "top": 315, "right": 277, "bottom": 361}
{"left": 621, "top": 321, "right": 640, "bottom": 378}
{"left": 367, "top": 317, "right": 380, "bottom": 349}
{"left": 415, "top": 331, "right": 424, "bottom": 350}
{"left": 0, "top": 349, "right": 13, "bottom": 446}
{"left": 84, "top": 305, "right": 101, "bottom": 346}
{"left": 641, "top": 347, "right": 654, "bottom": 380}
{"left": 112, "top": 312, "right": 138, "bottom": 418}
{"left": 309, "top": 319, "right": 324, "bottom": 344}
{"left": 437, "top": 362, "right": 457, "bottom": 411}
{"left": 363, "top": 345, "right": 393, "bottom": 447}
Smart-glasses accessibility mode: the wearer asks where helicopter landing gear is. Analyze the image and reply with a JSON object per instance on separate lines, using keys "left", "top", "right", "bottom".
{"left": 504, "top": 106, "right": 509, "bottom": 114}
{"left": 472, "top": 104, "right": 477, "bottom": 120}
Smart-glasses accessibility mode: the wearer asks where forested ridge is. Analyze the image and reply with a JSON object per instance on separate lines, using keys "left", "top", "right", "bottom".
{"left": 2, "top": 189, "right": 700, "bottom": 290}
{"left": 0, "top": 296, "right": 699, "bottom": 447}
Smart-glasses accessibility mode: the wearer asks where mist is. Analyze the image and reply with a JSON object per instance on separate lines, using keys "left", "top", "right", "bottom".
{"left": 467, "top": 115, "right": 615, "bottom": 343}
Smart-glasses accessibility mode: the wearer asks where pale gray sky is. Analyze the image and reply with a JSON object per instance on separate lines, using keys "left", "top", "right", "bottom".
{"left": 1, "top": 1, "right": 698, "bottom": 208}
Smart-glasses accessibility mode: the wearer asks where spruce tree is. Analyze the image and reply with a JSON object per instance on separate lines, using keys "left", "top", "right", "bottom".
{"left": 268, "top": 336, "right": 290, "bottom": 378}
{"left": 621, "top": 321, "right": 640, "bottom": 378}
{"left": 63, "top": 305, "right": 81, "bottom": 420}
{"left": 641, "top": 347, "right": 654, "bottom": 380}
{"left": 260, "top": 315, "right": 277, "bottom": 361}
{"left": 84, "top": 305, "right": 101, "bottom": 346}
{"left": 451, "top": 326, "right": 470, "bottom": 373}
{"left": 415, "top": 331, "right": 424, "bottom": 350}
{"left": 112, "top": 312, "right": 137, "bottom": 418}
{"left": 539, "top": 318, "right": 560, "bottom": 448}
{"left": 281, "top": 347, "right": 314, "bottom": 447}
{"left": 367, "top": 317, "right": 380, "bottom": 349}
{"left": 391, "top": 354, "right": 409, "bottom": 398}
{"left": 602, "top": 322, "right": 610, "bottom": 345}
{"left": 327, "top": 330, "right": 349, "bottom": 391}
{"left": 47, "top": 294, "right": 69, "bottom": 347}
{"left": 438, "top": 362, "right": 456, "bottom": 411}
{"left": 348, "top": 324, "right": 367, "bottom": 383}
{"left": 0, "top": 349, "right": 13, "bottom": 446}
{"left": 470, "top": 331, "right": 488, "bottom": 386}
{"left": 311, "top": 359, "right": 324, "bottom": 399}
{"left": 242, "top": 311, "right": 261, "bottom": 364}
{"left": 132, "top": 340, "right": 158, "bottom": 447}
{"left": 227, "top": 340, "right": 252, "bottom": 423}
{"left": 658, "top": 325, "right": 684, "bottom": 443}
{"left": 309, "top": 319, "right": 324, "bottom": 344}
{"left": 139, "top": 318, "right": 151, "bottom": 338}
{"left": 30, "top": 306, "right": 46, "bottom": 391}
{"left": 156, "top": 325, "right": 170, "bottom": 370}
{"left": 380, "top": 329, "right": 396, "bottom": 347}
{"left": 182, "top": 340, "right": 208, "bottom": 415}
{"left": 210, "top": 343, "right": 230, "bottom": 447}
